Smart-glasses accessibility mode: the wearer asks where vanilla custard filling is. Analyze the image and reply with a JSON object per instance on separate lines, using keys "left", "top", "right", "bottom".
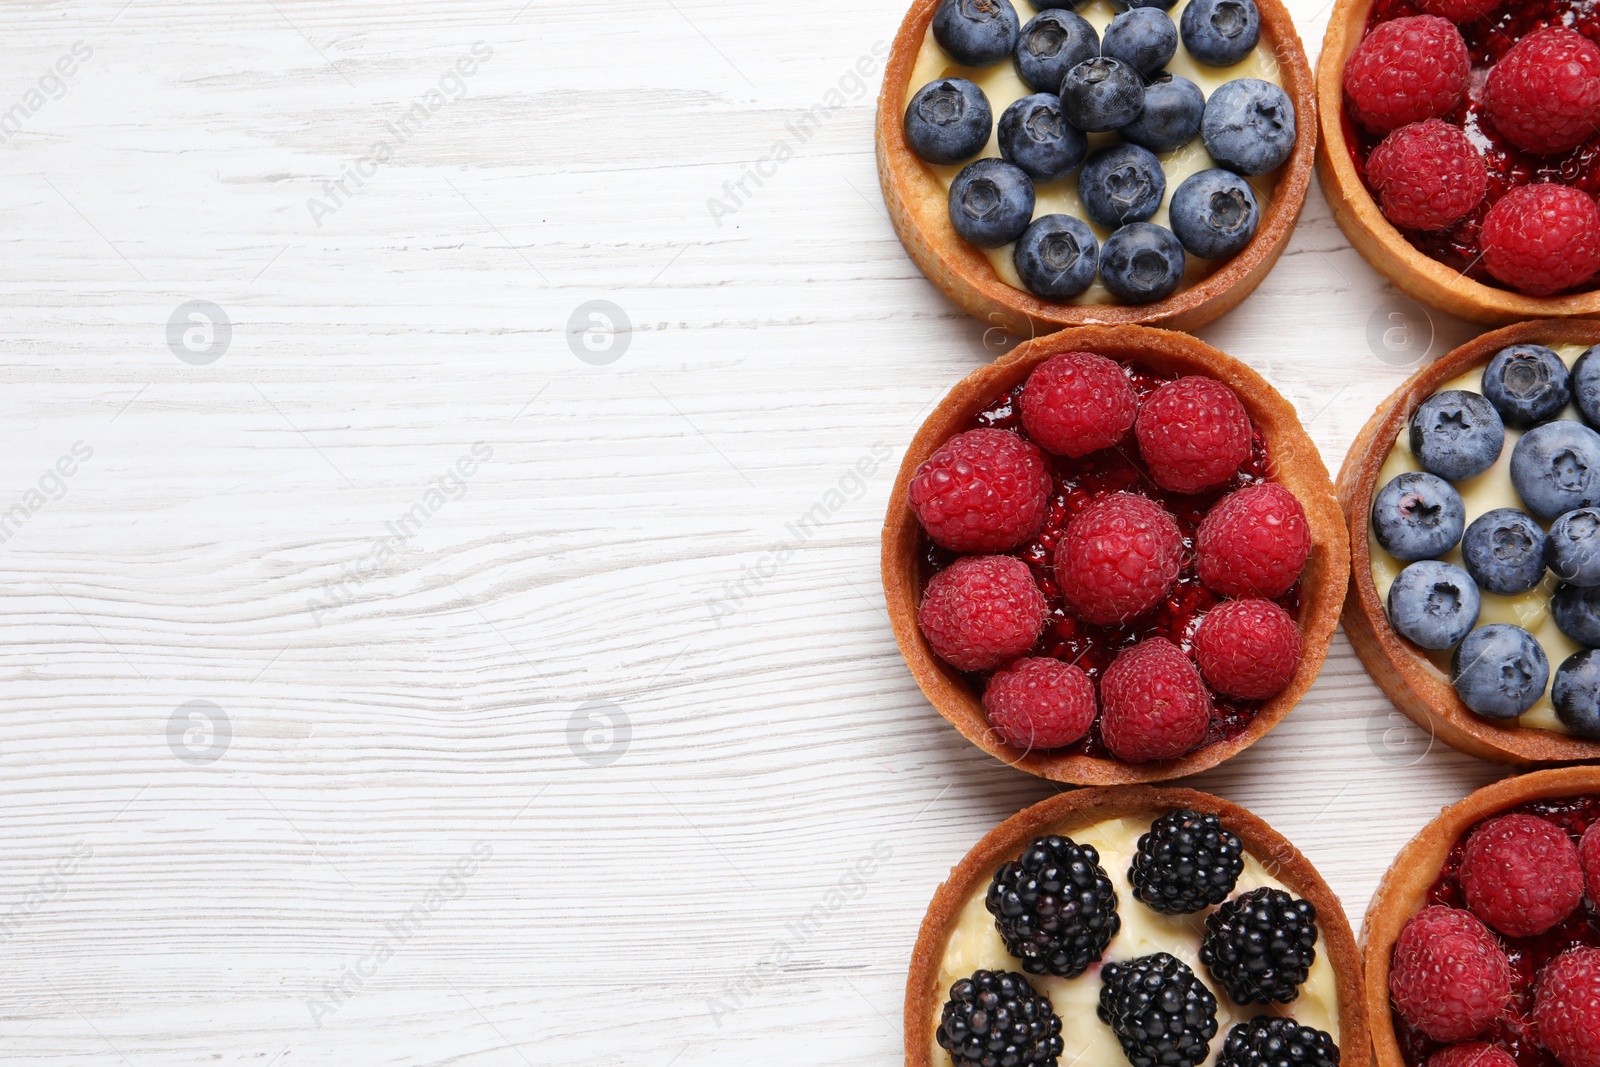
{"left": 931, "top": 816, "right": 1341, "bottom": 1067}
{"left": 904, "top": 0, "right": 1288, "bottom": 304}
{"left": 1368, "top": 343, "right": 1593, "bottom": 735}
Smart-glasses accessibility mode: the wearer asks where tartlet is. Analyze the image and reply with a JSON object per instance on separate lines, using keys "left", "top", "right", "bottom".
{"left": 1337, "top": 319, "right": 1600, "bottom": 764}
{"left": 883, "top": 324, "right": 1348, "bottom": 785}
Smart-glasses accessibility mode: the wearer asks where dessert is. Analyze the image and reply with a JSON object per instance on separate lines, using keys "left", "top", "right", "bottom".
{"left": 883, "top": 324, "right": 1347, "bottom": 785}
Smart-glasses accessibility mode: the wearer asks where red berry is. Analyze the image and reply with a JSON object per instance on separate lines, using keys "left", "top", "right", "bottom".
{"left": 918, "top": 555, "right": 1047, "bottom": 672}
{"left": 1055, "top": 492, "right": 1182, "bottom": 626}
{"left": 1194, "top": 598, "right": 1302, "bottom": 700}
{"left": 1459, "top": 814, "right": 1584, "bottom": 937}
{"left": 1367, "top": 120, "right": 1488, "bottom": 231}
{"left": 1535, "top": 947, "right": 1600, "bottom": 1067}
{"left": 910, "top": 428, "right": 1052, "bottom": 553}
{"left": 1390, "top": 906, "right": 1512, "bottom": 1043}
{"left": 1020, "top": 352, "right": 1138, "bottom": 458}
{"left": 1415, "top": 0, "right": 1504, "bottom": 21}
{"left": 1343, "top": 16, "right": 1470, "bottom": 134}
{"left": 1135, "top": 377, "right": 1252, "bottom": 494}
{"left": 1100, "top": 638, "right": 1212, "bottom": 762}
{"left": 1480, "top": 184, "right": 1600, "bottom": 297}
{"left": 982, "top": 656, "right": 1096, "bottom": 749}
{"left": 1427, "top": 1044, "right": 1518, "bottom": 1067}
{"left": 1580, "top": 820, "right": 1600, "bottom": 905}
{"left": 1197, "top": 484, "right": 1312, "bottom": 599}
{"left": 1483, "top": 28, "right": 1600, "bottom": 156}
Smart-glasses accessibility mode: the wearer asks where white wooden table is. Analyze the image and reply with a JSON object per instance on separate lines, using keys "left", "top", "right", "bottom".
{"left": 0, "top": 1, "right": 1519, "bottom": 1063}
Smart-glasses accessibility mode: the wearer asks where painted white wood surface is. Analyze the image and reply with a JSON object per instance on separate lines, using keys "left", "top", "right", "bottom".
{"left": 0, "top": 0, "right": 1521, "bottom": 1063}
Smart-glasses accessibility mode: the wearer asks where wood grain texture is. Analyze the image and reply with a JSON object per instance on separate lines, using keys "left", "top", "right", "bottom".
{"left": 0, "top": 0, "right": 1522, "bottom": 1063}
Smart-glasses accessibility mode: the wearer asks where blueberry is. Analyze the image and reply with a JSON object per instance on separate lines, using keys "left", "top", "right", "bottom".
{"left": 1548, "top": 508, "right": 1600, "bottom": 586}
{"left": 1407, "top": 389, "right": 1505, "bottom": 482}
{"left": 933, "top": 0, "right": 1021, "bottom": 67}
{"left": 1101, "top": 9, "right": 1178, "bottom": 76}
{"left": 1014, "top": 9, "right": 1099, "bottom": 93}
{"left": 1111, "top": 0, "right": 1179, "bottom": 10}
{"left": 904, "top": 79, "right": 994, "bottom": 165}
{"left": 1014, "top": 214, "right": 1098, "bottom": 299}
{"left": 1078, "top": 143, "right": 1166, "bottom": 228}
{"left": 1059, "top": 57, "right": 1146, "bottom": 133}
{"left": 998, "top": 94, "right": 1087, "bottom": 182}
{"left": 1370, "top": 471, "right": 1465, "bottom": 561}
{"left": 1553, "top": 585, "right": 1600, "bottom": 647}
{"left": 1121, "top": 73, "right": 1206, "bottom": 153}
{"left": 948, "top": 158, "right": 1036, "bottom": 247}
{"left": 1388, "top": 560, "right": 1481, "bottom": 650}
{"left": 1098, "top": 222, "right": 1186, "bottom": 304}
{"left": 1168, "top": 169, "right": 1258, "bottom": 259}
{"left": 1180, "top": 0, "right": 1261, "bottom": 66}
{"left": 1452, "top": 624, "right": 1550, "bottom": 719}
{"left": 1461, "top": 508, "right": 1548, "bottom": 595}
{"left": 1572, "top": 346, "right": 1600, "bottom": 426}
{"left": 1551, "top": 650, "right": 1600, "bottom": 739}
{"left": 1202, "top": 78, "right": 1296, "bottom": 176}
{"left": 1483, "top": 344, "right": 1572, "bottom": 429}
{"left": 1509, "top": 420, "right": 1600, "bottom": 519}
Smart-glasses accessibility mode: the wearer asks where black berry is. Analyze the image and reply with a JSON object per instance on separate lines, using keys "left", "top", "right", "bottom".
{"left": 937, "top": 969, "right": 1064, "bottom": 1067}
{"left": 986, "top": 835, "right": 1120, "bottom": 979}
{"left": 1129, "top": 808, "right": 1244, "bottom": 915}
{"left": 1217, "top": 1016, "right": 1340, "bottom": 1067}
{"left": 1097, "top": 952, "right": 1219, "bottom": 1067}
{"left": 1199, "top": 886, "right": 1319, "bottom": 1004}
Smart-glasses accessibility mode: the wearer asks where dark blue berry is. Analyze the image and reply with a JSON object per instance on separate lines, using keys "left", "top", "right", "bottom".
{"left": 1122, "top": 73, "right": 1206, "bottom": 153}
{"left": 1388, "top": 560, "right": 1480, "bottom": 649}
{"left": 988, "top": 835, "right": 1120, "bottom": 978}
{"left": 1014, "top": 214, "right": 1099, "bottom": 299}
{"left": 948, "top": 158, "right": 1035, "bottom": 248}
{"left": 1548, "top": 507, "right": 1600, "bottom": 586}
{"left": 1181, "top": 0, "right": 1261, "bottom": 65}
{"left": 1553, "top": 584, "right": 1600, "bottom": 647}
{"left": 1509, "top": 420, "right": 1600, "bottom": 519}
{"left": 1483, "top": 344, "right": 1571, "bottom": 429}
{"left": 1572, "top": 346, "right": 1600, "bottom": 427}
{"left": 1060, "top": 57, "right": 1146, "bottom": 133}
{"left": 1461, "top": 507, "right": 1548, "bottom": 595}
{"left": 1408, "top": 389, "right": 1505, "bottom": 481}
{"left": 904, "top": 79, "right": 994, "bottom": 165}
{"left": 999, "top": 94, "right": 1087, "bottom": 182}
{"left": 1102, "top": 9, "right": 1178, "bottom": 76}
{"left": 933, "top": 0, "right": 1021, "bottom": 67}
{"left": 1169, "top": 169, "right": 1258, "bottom": 259}
{"left": 937, "top": 970, "right": 1064, "bottom": 1067}
{"left": 1552, "top": 650, "right": 1600, "bottom": 739}
{"left": 1099, "top": 223, "right": 1186, "bottom": 304}
{"left": 1078, "top": 143, "right": 1166, "bottom": 228}
{"left": 1452, "top": 624, "right": 1549, "bottom": 719}
{"left": 1014, "top": 9, "right": 1099, "bottom": 93}
{"left": 1370, "top": 471, "right": 1464, "bottom": 561}
{"left": 1202, "top": 79, "right": 1295, "bottom": 176}
{"left": 1099, "top": 954, "right": 1218, "bottom": 1067}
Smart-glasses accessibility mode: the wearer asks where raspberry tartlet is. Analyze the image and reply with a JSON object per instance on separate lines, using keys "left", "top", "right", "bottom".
{"left": 883, "top": 325, "right": 1348, "bottom": 784}
{"left": 1339, "top": 319, "right": 1600, "bottom": 764}
{"left": 907, "top": 786, "right": 1369, "bottom": 1067}
{"left": 1364, "top": 767, "right": 1600, "bottom": 1067}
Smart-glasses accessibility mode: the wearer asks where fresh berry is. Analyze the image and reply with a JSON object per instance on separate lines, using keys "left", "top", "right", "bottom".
{"left": 1100, "top": 638, "right": 1212, "bottom": 762}
{"left": 1462, "top": 508, "right": 1548, "bottom": 596}
{"left": 1459, "top": 813, "right": 1583, "bottom": 937}
{"left": 1482, "top": 28, "right": 1600, "bottom": 157}
{"left": 1367, "top": 120, "right": 1488, "bottom": 232}
{"left": 1102, "top": 8, "right": 1177, "bottom": 76}
{"left": 1194, "top": 598, "right": 1302, "bottom": 700}
{"left": 1000, "top": 94, "right": 1088, "bottom": 183}
{"left": 1060, "top": 57, "right": 1146, "bottom": 133}
{"left": 1451, "top": 624, "right": 1549, "bottom": 719}
{"left": 1581, "top": 820, "right": 1600, "bottom": 904}
{"left": 1197, "top": 483, "right": 1312, "bottom": 598}
{"left": 1202, "top": 78, "right": 1296, "bottom": 175}
{"left": 1180, "top": 0, "right": 1260, "bottom": 66}
{"left": 1415, "top": 0, "right": 1504, "bottom": 22}
{"left": 987, "top": 835, "right": 1120, "bottom": 978}
{"left": 1200, "top": 887, "right": 1318, "bottom": 1005}
{"left": 1056, "top": 491, "right": 1182, "bottom": 624}
{"left": 1533, "top": 948, "right": 1600, "bottom": 1067}
{"left": 1372, "top": 471, "right": 1466, "bottom": 561}
{"left": 1388, "top": 560, "right": 1481, "bottom": 650}
{"left": 1137, "top": 376, "right": 1251, "bottom": 494}
{"left": 1553, "top": 583, "right": 1600, "bottom": 647}
{"left": 1426, "top": 1044, "right": 1517, "bottom": 1067}
{"left": 934, "top": 0, "right": 1022, "bottom": 67}
{"left": 1122, "top": 73, "right": 1206, "bottom": 153}
{"left": 983, "top": 656, "right": 1097, "bottom": 749}
{"left": 1481, "top": 184, "right": 1600, "bottom": 297}
{"left": 1217, "top": 1017, "right": 1339, "bottom": 1067}
{"left": 1170, "top": 169, "right": 1259, "bottom": 260}
{"left": 918, "top": 555, "right": 1048, "bottom": 672}
{"left": 1552, "top": 649, "right": 1600, "bottom": 739}
{"left": 1128, "top": 808, "right": 1243, "bottom": 915}
{"left": 1409, "top": 389, "right": 1505, "bottom": 481}
{"left": 905, "top": 79, "right": 994, "bottom": 166}
{"left": 937, "top": 969, "right": 1065, "bottom": 1067}
{"left": 1014, "top": 8, "right": 1100, "bottom": 94}
{"left": 1078, "top": 142, "right": 1166, "bottom": 228}
{"left": 1342, "top": 16, "right": 1469, "bottom": 134}
{"left": 1573, "top": 345, "right": 1600, "bottom": 426}
{"left": 1098, "top": 222, "right": 1186, "bottom": 305}
{"left": 1098, "top": 953, "right": 1219, "bottom": 1067}
{"left": 1020, "top": 351, "right": 1137, "bottom": 458}
{"left": 1549, "top": 507, "right": 1600, "bottom": 586}
{"left": 911, "top": 428, "right": 1052, "bottom": 553}
{"left": 1509, "top": 420, "right": 1600, "bottom": 520}
{"left": 1015, "top": 214, "right": 1100, "bottom": 299}
{"left": 949, "top": 158, "right": 1037, "bottom": 248}
{"left": 1389, "top": 906, "right": 1512, "bottom": 1043}
{"left": 1482, "top": 344, "right": 1572, "bottom": 429}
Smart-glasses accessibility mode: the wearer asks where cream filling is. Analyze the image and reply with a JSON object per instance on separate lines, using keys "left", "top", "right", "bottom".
{"left": 904, "top": 0, "right": 1287, "bottom": 304}
{"left": 1368, "top": 343, "right": 1594, "bottom": 735}
{"left": 931, "top": 815, "right": 1342, "bottom": 1067}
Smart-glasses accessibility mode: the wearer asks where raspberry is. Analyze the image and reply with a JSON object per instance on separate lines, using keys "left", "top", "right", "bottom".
{"left": 1389, "top": 906, "right": 1512, "bottom": 1043}
{"left": 1194, "top": 598, "right": 1303, "bottom": 700}
{"left": 1343, "top": 16, "right": 1470, "bottom": 134}
{"left": 1535, "top": 948, "right": 1600, "bottom": 1067}
{"left": 1367, "top": 120, "right": 1488, "bottom": 231}
{"left": 1136, "top": 377, "right": 1252, "bottom": 494}
{"left": 1483, "top": 28, "right": 1600, "bottom": 156}
{"left": 1481, "top": 184, "right": 1600, "bottom": 297}
{"left": 919, "top": 555, "right": 1047, "bottom": 672}
{"left": 910, "top": 428, "right": 1053, "bottom": 553}
{"left": 1020, "top": 352, "right": 1139, "bottom": 458}
{"left": 1415, "top": 0, "right": 1503, "bottom": 21}
{"left": 1100, "top": 638, "right": 1212, "bottom": 762}
{"left": 1581, "top": 820, "right": 1600, "bottom": 905}
{"left": 1459, "top": 813, "right": 1584, "bottom": 937}
{"left": 1427, "top": 1044, "right": 1518, "bottom": 1067}
{"left": 1056, "top": 492, "right": 1182, "bottom": 625}
{"left": 1196, "top": 484, "right": 1312, "bottom": 599}
{"left": 983, "top": 657, "right": 1097, "bottom": 750}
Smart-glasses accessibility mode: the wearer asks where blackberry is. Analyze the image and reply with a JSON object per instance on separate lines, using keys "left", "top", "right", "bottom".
{"left": 1129, "top": 808, "right": 1244, "bottom": 915}
{"left": 987, "top": 835, "right": 1120, "bottom": 979}
{"left": 1199, "top": 887, "right": 1318, "bottom": 1004}
{"left": 1217, "top": 1017, "right": 1340, "bottom": 1067}
{"left": 937, "top": 969, "right": 1064, "bottom": 1067}
{"left": 1097, "top": 952, "right": 1219, "bottom": 1067}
